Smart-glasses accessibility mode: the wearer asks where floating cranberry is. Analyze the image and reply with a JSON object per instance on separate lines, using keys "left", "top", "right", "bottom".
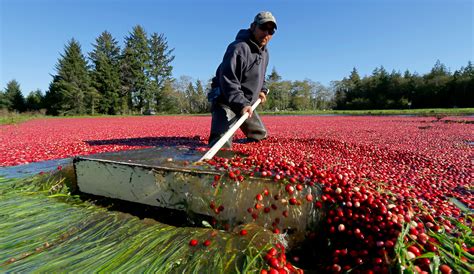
{"left": 285, "top": 184, "right": 295, "bottom": 194}
{"left": 268, "top": 257, "right": 279, "bottom": 269}
{"left": 407, "top": 245, "right": 421, "bottom": 257}
{"left": 439, "top": 264, "right": 452, "bottom": 274}
{"left": 189, "top": 239, "right": 198, "bottom": 246}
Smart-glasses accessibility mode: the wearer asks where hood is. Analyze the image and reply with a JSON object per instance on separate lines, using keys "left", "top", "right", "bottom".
{"left": 235, "top": 29, "right": 252, "bottom": 41}
{"left": 235, "top": 29, "right": 264, "bottom": 51}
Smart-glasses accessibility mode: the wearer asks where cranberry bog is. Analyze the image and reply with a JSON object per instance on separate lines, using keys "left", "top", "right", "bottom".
{"left": 0, "top": 115, "right": 473, "bottom": 273}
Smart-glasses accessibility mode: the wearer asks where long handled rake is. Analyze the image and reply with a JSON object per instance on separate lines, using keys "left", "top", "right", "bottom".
{"left": 198, "top": 90, "right": 269, "bottom": 162}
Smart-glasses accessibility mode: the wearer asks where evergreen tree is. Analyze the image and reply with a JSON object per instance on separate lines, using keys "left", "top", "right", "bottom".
{"left": 461, "top": 61, "right": 474, "bottom": 106}
{"left": 121, "top": 25, "right": 150, "bottom": 113}
{"left": 406, "top": 72, "right": 424, "bottom": 108}
{"left": 45, "top": 39, "right": 94, "bottom": 115}
{"left": 323, "top": 61, "right": 471, "bottom": 110}
{"left": 332, "top": 80, "right": 347, "bottom": 110}
{"left": 386, "top": 70, "right": 405, "bottom": 108}
{"left": 158, "top": 79, "right": 181, "bottom": 113}
{"left": 43, "top": 76, "right": 62, "bottom": 115}
{"left": 0, "top": 90, "right": 6, "bottom": 109}
{"left": 148, "top": 32, "right": 175, "bottom": 111}
{"left": 401, "top": 69, "right": 414, "bottom": 107}
{"left": 25, "top": 89, "right": 44, "bottom": 111}
{"left": 3, "top": 79, "right": 26, "bottom": 112}
{"left": 118, "top": 47, "right": 133, "bottom": 114}
{"left": 450, "top": 61, "right": 474, "bottom": 107}
{"left": 349, "top": 67, "right": 361, "bottom": 83}
{"left": 185, "top": 82, "right": 196, "bottom": 113}
{"left": 90, "top": 31, "right": 121, "bottom": 114}
{"left": 420, "top": 60, "right": 451, "bottom": 107}
{"left": 263, "top": 67, "right": 282, "bottom": 110}
{"left": 267, "top": 67, "right": 282, "bottom": 83}
{"left": 194, "top": 80, "right": 208, "bottom": 113}
{"left": 369, "top": 66, "right": 390, "bottom": 109}
{"left": 174, "top": 75, "right": 193, "bottom": 113}
{"left": 343, "top": 68, "right": 362, "bottom": 109}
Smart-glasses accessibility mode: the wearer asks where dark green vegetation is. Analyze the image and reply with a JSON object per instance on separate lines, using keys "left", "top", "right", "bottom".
{"left": 0, "top": 168, "right": 276, "bottom": 272}
{"left": 1, "top": 23, "right": 472, "bottom": 116}
{"left": 332, "top": 61, "right": 474, "bottom": 110}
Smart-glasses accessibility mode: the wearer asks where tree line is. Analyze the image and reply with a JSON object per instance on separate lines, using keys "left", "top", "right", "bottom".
{"left": 1, "top": 24, "right": 472, "bottom": 114}
{"left": 333, "top": 60, "right": 474, "bottom": 110}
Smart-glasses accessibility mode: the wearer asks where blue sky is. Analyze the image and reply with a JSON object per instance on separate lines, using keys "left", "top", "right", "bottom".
{"left": 1, "top": 0, "right": 472, "bottom": 95}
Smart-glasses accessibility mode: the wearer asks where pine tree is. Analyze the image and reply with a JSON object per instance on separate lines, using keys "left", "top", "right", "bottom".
{"left": 268, "top": 81, "right": 291, "bottom": 111}
{"left": 159, "top": 79, "right": 181, "bottom": 113}
{"left": 450, "top": 61, "right": 474, "bottom": 107}
{"left": 45, "top": 39, "right": 94, "bottom": 115}
{"left": 267, "top": 67, "right": 282, "bottom": 83}
{"left": 265, "top": 67, "right": 282, "bottom": 110}
{"left": 121, "top": 25, "right": 150, "bottom": 113}
{"left": 90, "top": 31, "right": 121, "bottom": 114}
{"left": 0, "top": 90, "right": 6, "bottom": 109}
{"left": 173, "top": 76, "right": 193, "bottom": 113}
{"left": 119, "top": 47, "right": 134, "bottom": 114}
{"left": 25, "top": 89, "right": 44, "bottom": 111}
{"left": 3, "top": 79, "right": 26, "bottom": 112}
{"left": 185, "top": 82, "right": 196, "bottom": 113}
{"left": 194, "top": 80, "right": 208, "bottom": 113}
{"left": 421, "top": 60, "right": 451, "bottom": 107}
{"left": 148, "top": 32, "right": 175, "bottom": 112}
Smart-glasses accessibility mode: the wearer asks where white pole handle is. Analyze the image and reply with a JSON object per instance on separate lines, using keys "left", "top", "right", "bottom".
{"left": 199, "top": 90, "right": 269, "bottom": 162}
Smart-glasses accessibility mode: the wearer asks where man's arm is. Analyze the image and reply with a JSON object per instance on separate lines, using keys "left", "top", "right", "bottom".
{"left": 242, "top": 91, "right": 266, "bottom": 118}
{"left": 261, "top": 79, "right": 269, "bottom": 96}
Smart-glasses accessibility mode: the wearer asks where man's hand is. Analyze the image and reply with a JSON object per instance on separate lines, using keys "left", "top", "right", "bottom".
{"left": 241, "top": 106, "right": 253, "bottom": 118}
{"left": 241, "top": 91, "right": 266, "bottom": 118}
{"left": 259, "top": 91, "right": 267, "bottom": 103}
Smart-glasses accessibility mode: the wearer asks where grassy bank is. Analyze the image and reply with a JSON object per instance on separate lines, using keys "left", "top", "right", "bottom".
{"left": 2, "top": 108, "right": 473, "bottom": 125}
{"left": 260, "top": 108, "right": 474, "bottom": 116}
{"left": 0, "top": 112, "right": 45, "bottom": 125}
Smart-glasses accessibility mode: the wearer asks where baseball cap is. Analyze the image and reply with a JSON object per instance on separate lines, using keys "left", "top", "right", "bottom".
{"left": 254, "top": 11, "right": 277, "bottom": 29}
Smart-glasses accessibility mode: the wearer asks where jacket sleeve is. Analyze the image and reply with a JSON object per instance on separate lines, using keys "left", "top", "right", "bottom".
{"left": 219, "top": 49, "right": 251, "bottom": 113}
{"left": 261, "top": 50, "right": 270, "bottom": 94}
{"left": 261, "top": 81, "right": 269, "bottom": 95}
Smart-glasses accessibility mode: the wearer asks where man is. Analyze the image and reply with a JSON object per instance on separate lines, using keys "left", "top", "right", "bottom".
{"left": 208, "top": 11, "right": 277, "bottom": 148}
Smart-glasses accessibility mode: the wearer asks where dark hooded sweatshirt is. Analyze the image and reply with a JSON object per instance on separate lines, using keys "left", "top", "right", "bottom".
{"left": 211, "top": 29, "right": 269, "bottom": 114}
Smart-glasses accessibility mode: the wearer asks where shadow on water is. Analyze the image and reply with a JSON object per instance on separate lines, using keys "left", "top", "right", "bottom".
{"left": 0, "top": 158, "right": 72, "bottom": 179}
{"left": 0, "top": 137, "right": 207, "bottom": 179}
{"left": 85, "top": 136, "right": 207, "bottom": 148}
